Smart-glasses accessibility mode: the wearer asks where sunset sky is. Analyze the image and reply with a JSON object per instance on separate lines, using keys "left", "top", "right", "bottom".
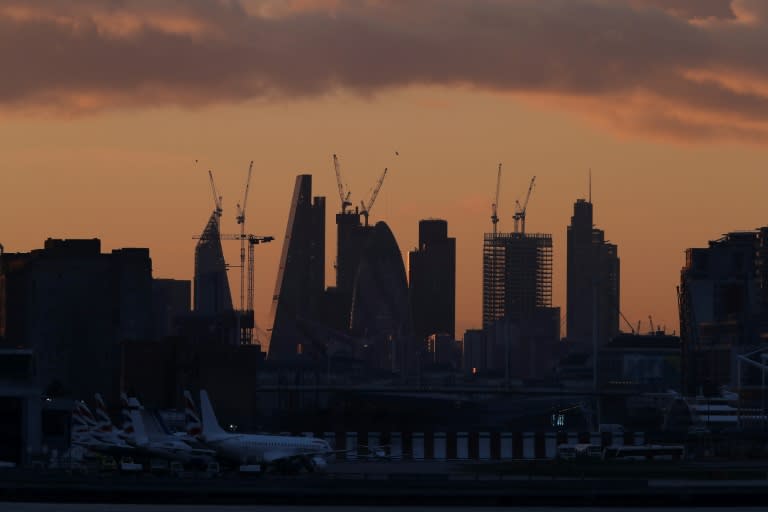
{"left": 2, "top": 0, "right": 768, "bottom": 341}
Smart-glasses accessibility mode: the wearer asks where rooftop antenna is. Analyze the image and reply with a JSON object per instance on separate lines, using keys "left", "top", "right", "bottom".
{"left": 589, "top": 168, "right": 592, "bottom": 204}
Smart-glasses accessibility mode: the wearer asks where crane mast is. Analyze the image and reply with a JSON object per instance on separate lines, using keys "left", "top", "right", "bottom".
{"left": 192, "top": 233, "right": 275, "bottom": 345}
{"left": 236, "top": 161, "right": 254, "bottom": 314}
{"left": 360, "top": 167, "right": 388, "bottom": 227}
{"left": 513, "top": 175, "right": 536, "bottom": 234}
{"left": 491, "top": 163, "right": 501, "bottom": 235}
{"left": 208, "top": 170, "right": 223, "bottom": 219}
{"left": 332, "top": 154, "right": 352, "bottom": 213}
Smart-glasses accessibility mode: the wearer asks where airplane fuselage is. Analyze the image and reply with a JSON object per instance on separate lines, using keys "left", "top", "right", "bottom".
{"left": 204, "top": 433, "right": 330, "bottom": 468}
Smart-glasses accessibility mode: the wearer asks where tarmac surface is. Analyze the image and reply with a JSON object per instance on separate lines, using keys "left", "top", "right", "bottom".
{"left": 2, "top": 459, "right": 768, "bottom": 506}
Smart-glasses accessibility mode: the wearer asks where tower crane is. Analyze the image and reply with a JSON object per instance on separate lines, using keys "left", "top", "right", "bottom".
{"left": 332, "top": 154, "right": 352, "bottom": 213}
{"left": 513, "top": 176, "right": 536, "bottom": 234}
{"left": 619, "top": 310, "right": 636, "bottom": 335}
{"left": 192, "top": 233, "right": 275, "bottom": 345}
{"left": 235, "top": 161, "right": 254, "bottom": 314}
{"left": 208, "top": 170, "right": 223, "bottom": 219}
{"left": 360, "top": 167, "right": 388, "bottom": 227}
{"left": 491, "top": 163, "right": 502, "bottom": 236}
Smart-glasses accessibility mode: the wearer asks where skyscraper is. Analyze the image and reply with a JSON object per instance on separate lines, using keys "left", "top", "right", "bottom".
{"left": 409, "top": 219, "right": 456, "bottom": 339}
{"left": 350, "top": 221, "right": 412, "bottom": 371}
{"left": 326, "top": 208, "right": 374, "bottom": 331}
{"left": 482, "top": 232, "right": 553, "bottom": 327}
{"left": 566, "top": 199, "right": 620, "bottom": 346}
{"left": 482, "top": 229, "right": 559, "bottom": 379}
{"left": 193, "top": 209, "right": 232, "bottom": 315}
{"left": 268, "top": 175, "right": 326, "bottom": 360}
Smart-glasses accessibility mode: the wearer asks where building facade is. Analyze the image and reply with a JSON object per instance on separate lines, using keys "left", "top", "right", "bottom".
{"left": 408, "top": 219, "right": 456, "bottom": 340}
{"left": 679, "top": 228, "right": 768, "bottom": 395}
{"left": 482, "top": 232, "right": 553, "bottom": 327}
{"left": 350, "top": 221, "right": 412, "bottom": 372}
{"left": 0, "top": 238, "right": 152, "bottom": 402}
{"left": 194, "top": 210, "right": 232, "bottom": 315}
{"left": 566, "top": 199, "right": 620, "bottom": 346}
{"left": 268, "top": 175, "right": 326, "bottom": 360}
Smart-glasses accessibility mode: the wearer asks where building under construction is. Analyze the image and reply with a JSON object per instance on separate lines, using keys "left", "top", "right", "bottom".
{"left": 482, "top": 232, "right": 553, "bottom": 327}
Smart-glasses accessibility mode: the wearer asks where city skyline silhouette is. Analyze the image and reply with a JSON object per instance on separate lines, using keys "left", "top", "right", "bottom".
{"left": 3, "top": 0, "right": 768, "bottom": 339}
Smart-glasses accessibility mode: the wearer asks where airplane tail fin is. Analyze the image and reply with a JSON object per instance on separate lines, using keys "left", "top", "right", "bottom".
{"left": 94, "top": 393, "right": 114, "bottom": 434}
{"left": 199, "top": 390, "right": 226, "bottom": 438}
{"left": 119, "top": 393, "right": 135, "bottom": 441}
{"left": 183, "top": 390, "right": 202, "bottom": 439}
{"left": 76, "top": 400, "right": 98, "bottom": 428}
{"left": 71, "top": 402, "right": 94, "bottom": 445}
{"left": 129, "top": 409, "right": 149, "bottom": 445}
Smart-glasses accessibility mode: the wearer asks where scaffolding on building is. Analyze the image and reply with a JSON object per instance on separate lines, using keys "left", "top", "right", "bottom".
{"left": 482, "top": 232, "right": 552, "bottom": 327}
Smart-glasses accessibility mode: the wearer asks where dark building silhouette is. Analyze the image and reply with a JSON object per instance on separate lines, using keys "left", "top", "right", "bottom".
{"left": 484, "top": 308, "right": 560, "bottom": 380}
{"left": 566, "top": 199, "right": 620, "bottom": 346}
{"left": 408, "top": 219, "right": 456, "bottom": 340}
{"left": 598, "top": 332, "right": 681, "bottom": 393}
{"left": 350, "top": 221, "right": 412, "bottom": 371}
{"left": 483, "top": 232, "right": 553, "bottom": 326}
{"left": 268, "top": 175, "right": 326, "bottom": 360}
{"left": 151, "top": 278, "right": 191, "bottom": 340}
{"left": 0, "top": 348, "right": 42, "bottom": 467}
{"left": 462, "top": 329, "right": 486, "bottom": 374}
{"left": 121, "top": 337, "right": 264, "bottom": 414}
{"left": 679, "top": 228, "right": 768, "bottom": 395}
{"left": 481, "top": 230, "right": 559, "bottom": 380}
{"left": 194, "top": 209, "right": 232, "bottom": 315}
{"left": 0, "top": 238, "right": 152, "bottom": 401}
{"left": 328, "top": 209, "right": 373, "bottom": 330}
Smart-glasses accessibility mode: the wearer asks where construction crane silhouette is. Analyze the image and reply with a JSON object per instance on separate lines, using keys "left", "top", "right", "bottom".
{"left": 235, "top": 161, "right": 254, "bottom": 314}
{"left": 208, "top": 170, "right": 223, "bottom": 219}
{"left": 619, "top": 310, "right": 636, "bottom": 335}
{"left": 491, "top": 163, "right": 502, "bottom": 235}
{"left": 513, "top": 176, "right": 536, "bottom": 234}
{"left": 193, "top": 233, "right": 275, "bottom": 344}
{"left": 332, "top": 154, "right": 352, "bottom": 213}
{"left": 360, "top": 167, "right": 389, "bottom": 227}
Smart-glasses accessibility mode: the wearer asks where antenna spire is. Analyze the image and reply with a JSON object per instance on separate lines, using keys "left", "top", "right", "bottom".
{"left": 588, "top": 168, "right": 592, "bottom": 204}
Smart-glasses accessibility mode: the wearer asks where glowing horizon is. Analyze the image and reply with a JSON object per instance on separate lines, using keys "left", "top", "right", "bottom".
{"left": 3, "top": 1, "right": 768, "bottom": 340}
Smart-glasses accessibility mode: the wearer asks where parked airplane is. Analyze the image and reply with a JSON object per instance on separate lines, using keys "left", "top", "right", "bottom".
{"left": 121, "top": 393, "right": 214, "bottom": 465}
{"left": 192, "top": 390, "right": 335, "bottom": 472}
{"left": 71, "top": 399, "right": 134, "bottom": 455}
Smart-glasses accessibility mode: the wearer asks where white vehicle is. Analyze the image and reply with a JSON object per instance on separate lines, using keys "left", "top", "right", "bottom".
{"left": 194, "top": 389, "right": 335, "bottom": 473}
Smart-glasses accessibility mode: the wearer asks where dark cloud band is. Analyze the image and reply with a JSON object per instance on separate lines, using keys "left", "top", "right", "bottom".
{"left": 2, "top": 0, "right": 767, "bottom": 142}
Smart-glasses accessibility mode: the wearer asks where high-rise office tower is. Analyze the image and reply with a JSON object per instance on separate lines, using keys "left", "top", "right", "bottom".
{"left": 326, "top": 208, "right": 374, "bottom": 331}
{"left": 350, "top": 221, "right": 412, "bottom": 371}
{"left": 482, "top": 230, "right": 558, "bottom": 379}
{"left": 482, "top": 232, "right": 553, "bottom": 327}
{"left": 566, "top": 199, "right": 620, "bottom": 346}
{"left": 194, "top": 209, "right": 232, "bottom": 315}
{"left": 268, "top": 175, "right": 326, "bottom": 359}
{"left": 0, "top": 238, "right": 152, "bottom": 401}
{"left": 409, "top": 219, "right": 456, "bottom": 339}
